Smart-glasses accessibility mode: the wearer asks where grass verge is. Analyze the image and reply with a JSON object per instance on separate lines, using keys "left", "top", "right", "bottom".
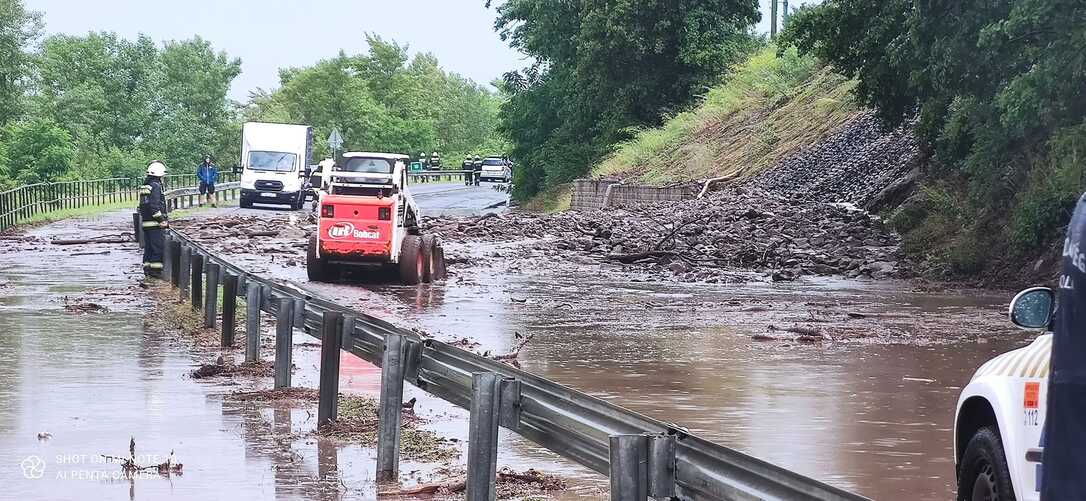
{"left": 593, "top": 46, "right": 859, "bottom": 185}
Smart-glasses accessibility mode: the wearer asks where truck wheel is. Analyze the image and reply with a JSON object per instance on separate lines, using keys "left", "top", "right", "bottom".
{"left": 240, "top": 197, "right": 252, "bottom": 209}
{"left": 420, "top": 235, "right": 438, "bottom": 283}
{"left": 957, "top": 427, "right": 1015, "bottom": 501}
{"left": 291, "top": 193, "right": 303, "bottom": 211}
{"left": 399, "top": 235, "right": 424, "bottom": 285}
{"left": 306, "top": 235, "right": 330, "bottom": 282}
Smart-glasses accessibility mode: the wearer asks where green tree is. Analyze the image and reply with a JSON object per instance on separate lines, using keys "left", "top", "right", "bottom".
{"left": 0, "top": 0, "right": 41, "bottom": 127}
{"left": 492, "top": 0, "right": 761, "bottom": 199}
{"left": 245, "top": 36, "right": 506, "bottom": 162}
{"left": 2, "top": 118, "right": 74, "bottom": 183}
{"left": 780, "top": 0, "right": 1086, "bottom": 269}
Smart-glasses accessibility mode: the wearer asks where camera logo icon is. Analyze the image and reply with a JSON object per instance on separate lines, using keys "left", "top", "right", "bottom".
{"left": 21, "top": 455, "right": 46, "bottom": 479}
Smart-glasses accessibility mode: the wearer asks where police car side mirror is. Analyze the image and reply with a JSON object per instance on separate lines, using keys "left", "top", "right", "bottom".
{"left": 1009, "top": 287, "right": 1055, "bottom": 330}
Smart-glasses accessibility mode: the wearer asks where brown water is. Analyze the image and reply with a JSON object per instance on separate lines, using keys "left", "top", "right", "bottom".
{"left": 370, "top": 265, "right": 1034, "bottom": 500}
{"left": 41, "top": 207, "right": 1039, "bottom": 500}
{"left": 0, "top": 213, "right": 604, "bottom": 500}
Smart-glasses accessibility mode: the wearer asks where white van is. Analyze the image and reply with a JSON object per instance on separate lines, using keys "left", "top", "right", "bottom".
{"left": 954, "top": 287, "right": 1053, "bottom": 500}
{"left": 239, "top": 122, "right": 314, "bottom": 210}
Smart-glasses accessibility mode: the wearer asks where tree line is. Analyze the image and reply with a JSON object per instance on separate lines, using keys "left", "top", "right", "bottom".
{"left": 490, "top": 0, "right": 762, "bottom": 200}
{"left": 0, "top": 0, "right": 505, "bottom": 190}
{"left": 779, "top": 0, "right": 1086, "bottom": 269}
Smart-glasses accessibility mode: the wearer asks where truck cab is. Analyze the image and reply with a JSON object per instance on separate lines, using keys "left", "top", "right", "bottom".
{"left": 954, "top": 287, "right": 1055, "bottom": 501}
{"left": 239, "top": 122, "right": 314, "bottom": 210}
{"left": 307, "top": 152, "right": 445, "bottom": 285}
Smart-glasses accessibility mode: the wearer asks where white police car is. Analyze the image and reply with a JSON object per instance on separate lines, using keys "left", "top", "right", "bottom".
{"left": 954, "top": 287, "right": 1054, "bottom": 500}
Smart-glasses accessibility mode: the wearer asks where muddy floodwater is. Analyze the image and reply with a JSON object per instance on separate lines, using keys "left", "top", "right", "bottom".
{"left": 369, "top": 262, "right": 1033, "bottom": 501}
{"left": 0, "top": 211, "right": 601, "bottom": 501}
{"left": 2, "top": 204, "right": 1038, "bottom": 501}
{"left": 173, "top": 203, "right": 1038, "bottom": 500}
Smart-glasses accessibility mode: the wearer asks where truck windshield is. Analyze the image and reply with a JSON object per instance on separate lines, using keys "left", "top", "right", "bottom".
{"left": 248, "top": 151, "right": 297, "bottom": 172}
{"left": 342, "top": 157, "right": 394, "bottom": 174}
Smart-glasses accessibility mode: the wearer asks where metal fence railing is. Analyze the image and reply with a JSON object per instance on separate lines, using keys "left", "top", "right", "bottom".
{"left": 0, "top": 173, "right": 239, "bottom": 233}
{"left": 162, "top": 226, "right": 870, "bottom": 501}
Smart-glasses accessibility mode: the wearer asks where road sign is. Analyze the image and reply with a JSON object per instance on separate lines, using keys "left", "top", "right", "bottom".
{"left": 328, "top": 129, "right": 343, "bottom": 151}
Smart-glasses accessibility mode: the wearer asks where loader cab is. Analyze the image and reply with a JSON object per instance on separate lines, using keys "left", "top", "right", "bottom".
{"left": 328, "top": 153, "right": 410, "bottom": 196}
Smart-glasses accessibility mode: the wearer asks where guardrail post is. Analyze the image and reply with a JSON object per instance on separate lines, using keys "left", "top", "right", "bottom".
{"left": 204, "top": 262, "right": 220, "bottom": 328}
{"left": 376, "top": 333, "right": 406, "bottom": 482}
{"left": 317, "top": 311, "right": 345, "bottom": 426}
{"left": 221, "top": 273, "right": 238, "bottom": 347}
{"left": 648, "top": 434, "right": 677, "bottom": 498}
{"left": 293, "top": 298, "right": 306, "bottom": 330}
{"left": 466, "top": 372, "right": 503, "bottom": 501}
{"left": 609, "top": 434, "right": 649, "bottom": 501}
{"left": 169, "top": 240, "right": 182, "bottom": 286}
{"left": 191, "top": 253, "right": 204, "bottom": 311}
{"left": 179, "top": 246, "right": 191, "bottom": 297}
{"left": 245, "top": 282, "right": 262, "bottom": 362}
{"left": 162, "top": 234, "right": 173, "bottom": 280}
{"left": 274, "top": 298, "right": 294, "bottom": 388}
{"left": 132, "top": 212, "right": 143, "bottom": 248}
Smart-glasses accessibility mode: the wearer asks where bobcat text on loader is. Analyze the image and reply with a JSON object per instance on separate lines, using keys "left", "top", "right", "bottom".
{"left": 307, "top": 152, "right": 446, "bottom": 285}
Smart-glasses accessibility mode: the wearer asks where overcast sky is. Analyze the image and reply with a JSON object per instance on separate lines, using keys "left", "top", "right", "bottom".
{"left": 26, "top": 0, "right": 815, "bottom": 102}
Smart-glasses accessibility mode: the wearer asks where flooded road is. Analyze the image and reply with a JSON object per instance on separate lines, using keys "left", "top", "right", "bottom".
{"left": 74, "top": 188, "right": 1038, "bottom": 500}
{"left": 374, "top": 267, "right": 1031, "bottom": 500}
{"left": 0, "top": 210, "right": 601, "bottom": 500}
{"left": 0, "top": 212, "right": 357, "bottom": 500}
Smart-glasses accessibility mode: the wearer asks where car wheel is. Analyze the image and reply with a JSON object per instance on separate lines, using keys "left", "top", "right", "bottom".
{"left": 398, "top": 235, "right": 423, "bottom": 285}
{"left": 957, "top": 426, "right": 1016, "bottom": 501}
{"left": 306, "top": 235, "right": 330, "bottom": 282}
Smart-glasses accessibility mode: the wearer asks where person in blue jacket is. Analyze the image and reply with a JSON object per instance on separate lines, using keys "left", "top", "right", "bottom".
{"left": 1042, "top": 192, "right": 1086, "bottom": 499}
{"left": 197, "top": 155, "right": 219, "bottom": 207}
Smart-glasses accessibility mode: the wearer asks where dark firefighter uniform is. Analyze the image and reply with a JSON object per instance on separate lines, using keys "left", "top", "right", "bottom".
{"left": 1042, "top": 192, "right": 1086, "bottom": 499}
{"left": 138, "top": 176, "right": 169, "bottom": 277}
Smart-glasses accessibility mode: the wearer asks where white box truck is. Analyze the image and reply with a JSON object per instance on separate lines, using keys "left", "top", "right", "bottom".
{"left": 239, "top": 122, "right": 314, "bottom": 210}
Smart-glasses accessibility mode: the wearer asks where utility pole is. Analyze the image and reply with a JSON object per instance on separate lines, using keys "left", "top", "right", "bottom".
{"left": 770, "top": 0, "right": 778, "bottom": 38}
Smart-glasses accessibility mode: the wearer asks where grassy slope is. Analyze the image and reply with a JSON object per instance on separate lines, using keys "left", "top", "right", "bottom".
{"left": 593, "top": 47, "right": 859, "bottom": 185}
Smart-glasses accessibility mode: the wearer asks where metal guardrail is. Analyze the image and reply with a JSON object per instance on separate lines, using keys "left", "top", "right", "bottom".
{"left": 408, "top": 170, "right": 472, "bottom": 183}
{"left": 0, "top": 174, "right": 239, "bottom": 232}
{"left": 162, "top": 223, "right": 869, "bottom": 500}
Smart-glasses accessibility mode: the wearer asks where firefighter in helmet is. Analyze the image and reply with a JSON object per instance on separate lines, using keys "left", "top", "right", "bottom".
{"left": 472, "top": 155, "right": 483, "bottom": 186}
{"left": 138, "top": 160, "right": 169, "bottom": 277}
{"left": 462, "top": 155, "right": 474, "bottom": 185}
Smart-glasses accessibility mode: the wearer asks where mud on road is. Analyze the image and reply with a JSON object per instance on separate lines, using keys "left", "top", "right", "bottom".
{"left": 168, "top": 197, "right": 1031, "bottom": 499}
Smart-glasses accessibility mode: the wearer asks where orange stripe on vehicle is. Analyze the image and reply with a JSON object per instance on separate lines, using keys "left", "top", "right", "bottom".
{"left": 1011, "top": 342, "right": 1042, "bottom": 377}
{"left": 1024, "top": 337, "right": 1052, "bottom": 378}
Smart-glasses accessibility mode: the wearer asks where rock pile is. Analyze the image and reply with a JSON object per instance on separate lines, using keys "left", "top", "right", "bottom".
{"left": 748, "top": 111, "right": 920, "bottom": 209}
{"left": 427, "top": 188, "right": 906, "bottom": 282}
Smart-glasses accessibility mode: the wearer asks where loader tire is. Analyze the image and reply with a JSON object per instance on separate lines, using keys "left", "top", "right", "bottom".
{"left": 399, "top": 235, "right": 424, "bottom": 285}
{"left": 431, "top": 244, "right": 447, "bottom": 281}
{"left": 307, "top": 235, "right": 331, "bottom": 282}
{"left": 421, "top": 234, "right": 439, "bottom": 283}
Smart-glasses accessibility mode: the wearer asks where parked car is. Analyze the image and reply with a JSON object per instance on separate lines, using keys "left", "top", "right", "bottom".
{"left": 954, "top": 287, "right": 1054, "bottom": 501}
{"left": 479, "top": 156, "right": 511, "bottom": 183}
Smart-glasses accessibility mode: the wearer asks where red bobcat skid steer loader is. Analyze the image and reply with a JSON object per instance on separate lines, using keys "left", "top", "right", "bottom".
{"left": 306, "top": 152, "right": 446, "bottom": 284}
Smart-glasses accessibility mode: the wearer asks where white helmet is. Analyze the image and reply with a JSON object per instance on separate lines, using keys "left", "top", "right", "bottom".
{"left": 146, "top": 161, "right": 167, "bottom": 177}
